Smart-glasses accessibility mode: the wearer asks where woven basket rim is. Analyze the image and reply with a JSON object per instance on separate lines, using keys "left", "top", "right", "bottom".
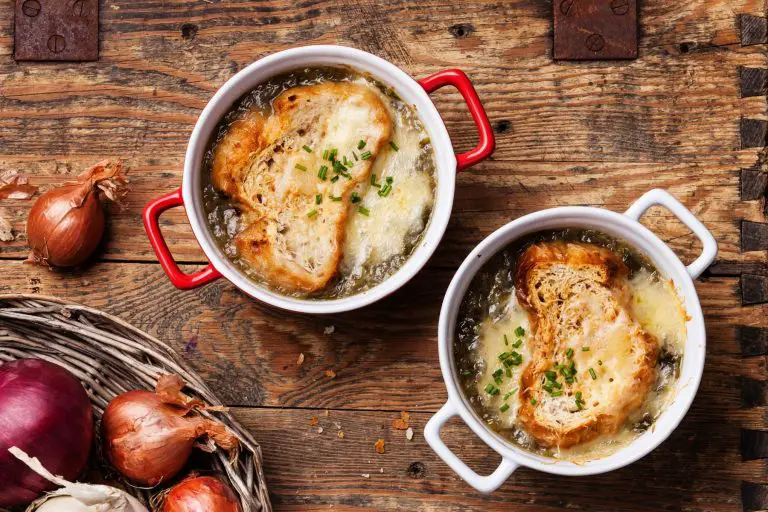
{"left": 0, "top": 294, "right": 272, "bottom": 512}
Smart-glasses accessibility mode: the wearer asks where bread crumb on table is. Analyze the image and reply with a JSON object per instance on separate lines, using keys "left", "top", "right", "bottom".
{"left": 374, "top": 439, "right": 385, "bottom": 454}
{"left": 406, "top": 427, "right": 414, "bottom": 441}
{"left": 325, "top": 369, "right": 336, "bottom": 378}
{"left": 392, "top": 410, "right": 410, "bottom": 430}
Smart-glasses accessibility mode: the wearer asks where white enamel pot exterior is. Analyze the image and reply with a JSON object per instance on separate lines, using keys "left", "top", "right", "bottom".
{"left": 424, "top": 189, "right": 717, "bottom": 493}
{"left": 143, "top": 45, "right": 494, "bottom": 314}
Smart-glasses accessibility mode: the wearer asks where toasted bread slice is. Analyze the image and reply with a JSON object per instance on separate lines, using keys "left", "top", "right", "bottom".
{"left": 515, "top": 241, "right": 659, "bottom": 449}
{"left": 212, "top": 82, "right": 392, "bottom": 293}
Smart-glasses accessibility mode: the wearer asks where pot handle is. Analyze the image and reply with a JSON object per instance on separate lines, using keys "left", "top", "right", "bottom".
{"left": 143, "top": 188, "right": 222, "bottom": 290}
{"left": 424, "top": 401, "right": 518, "bottom": 493}
{"left": 624, "top": 189, "right": 717, "bottom": 279}
{"left": 418, "top": 69, "right": 495, "bottom": 171}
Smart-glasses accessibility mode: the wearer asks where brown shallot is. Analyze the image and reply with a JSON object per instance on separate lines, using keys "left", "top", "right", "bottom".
{"left": 102, "top": 375, "right": 238, "bottom": 486}
{"left": 26, "top": 160, "right": 126, "bottom": 267}
{"left": 161, "top": 476, "right": 240, "bottom": 512}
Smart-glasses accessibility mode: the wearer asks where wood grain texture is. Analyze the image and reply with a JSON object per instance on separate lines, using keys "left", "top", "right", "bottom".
{"left": 228, "top": 406, "right": 764, "bottom": 511}
{"left": 0, "top": 0, "right": 766, "bottom": 510}
{"left": 0, "top": 0, "right": 765, "bottom": 267}
{"left": 0, "top": 260, "right": 759, "bottom": 411}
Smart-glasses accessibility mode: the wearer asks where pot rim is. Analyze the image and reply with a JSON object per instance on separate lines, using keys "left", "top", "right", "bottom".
{"left": 181, "top": 45, "right": 462, "bottom": 314}
{"left": 429, "top": 190, "right": 716, "bottom": 485}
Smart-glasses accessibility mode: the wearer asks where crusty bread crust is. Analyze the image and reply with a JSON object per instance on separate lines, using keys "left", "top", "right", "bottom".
{"left": 515, "top": 241, "right": 659, "bottom": 449}
{"left": 212, "top": 82, "right": 392, "bottom": 293}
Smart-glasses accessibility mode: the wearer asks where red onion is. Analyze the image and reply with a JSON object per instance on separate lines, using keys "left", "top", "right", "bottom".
{"left": 0, "top": 359, "right": 94, "bottom": 506}
{"left": 162, "top": 476, "right": 240, "bottom": 512}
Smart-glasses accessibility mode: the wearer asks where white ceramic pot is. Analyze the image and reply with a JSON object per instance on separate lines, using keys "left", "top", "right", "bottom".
{"left": 424, "top": 189, "right": 717, "bottom": 493}
{"left": 143, "top": 45, "right": 494, "bottom": 314}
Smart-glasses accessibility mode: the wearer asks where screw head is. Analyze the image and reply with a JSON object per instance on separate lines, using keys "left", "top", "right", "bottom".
{"left": 560, "top": 0, "right": 574, "bottom": 15}
{"left": 586, "top": 33, "right": 605, "bottom": 52}
{"left": 21, "top": 0, "right": 41, "bottom": 17}
{"left": 47, "top": 34, "right": 66, "bottom": 53}
{"left": 610, "top": 0, "right": 630, "bottom": 15}
{"left": 72, "top": 0, "right": 86, "bottom": 17}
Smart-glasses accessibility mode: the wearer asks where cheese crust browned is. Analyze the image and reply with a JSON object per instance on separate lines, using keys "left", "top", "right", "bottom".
{"left": 515, "top": 241, "right": 659, "bottom": 449}
{"left": 211, "top": 82, "right": 392, "bottom": 293}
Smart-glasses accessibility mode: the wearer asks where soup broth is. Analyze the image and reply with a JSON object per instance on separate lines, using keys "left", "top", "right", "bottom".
{"left": 454, "top": 229, "right": 687, "bottom": 462}
{"left": 201, "top": 66, "right": 437, "bottom": 299}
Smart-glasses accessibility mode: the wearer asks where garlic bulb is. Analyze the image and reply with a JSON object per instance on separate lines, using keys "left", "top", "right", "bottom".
{"left": 9, "top": 447, "right": 148, "bottom": 512}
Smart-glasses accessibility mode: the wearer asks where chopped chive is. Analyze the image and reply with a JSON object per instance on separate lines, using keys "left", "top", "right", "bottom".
{"left": 565, "top": 348, "right": 574, "bottom": 359}
{"left": 530, "top": 398, "right": 538, "bottom": 406}
{"left": 343, "top": 156, "right": 352, "bottom": 167}
{"left": 329, "top": 148, "right": 338, "bottom": 161}
{"left": 389, "top": 140, "right": 399, "bottom": 151}
{"left": 505, "top": 367, "right": 512, "bottom": 378}
{"left": 498, "top": 352, "right": 510, "bottom": 361}
{"left": 514, "top": 326, "right": 525, "bottom": 337}
{"left": 371, "top": 174, "right": 381, "bottom": 188}
{"left": 307, "top": 209, "right": 318, "bottom": 218}
{"left": 499, "top": 403, "right": 510, "bottom": 413}
{"left": 302, "top": 145, "right": 312, "bottom": 153}
{"left": 357, "top": 140, "right": 366, "bottom": 150}
{"left": 295, "top": 163, "right": 308, "bottom": 172}
{"left": 322, "top": 149, "right": 330, "bottom": 160}
{"left": 330, "top": 175, "right": 340, "bottom": 183}
{"left": 503, "top": 389, "right": 517, "bottom": 400}
{"left": 318, "top": 165, "right": 328, "bottom": 180}
{"left": 512, "top": 339, "right": 522, "bottom": 348}
{"left": 377, "top": 183, "right": 392, "bottom": 197}
{"left": 492, "top": 369, "right": 503, "bottom": 385}
{"left": 461, "top": 370, "right": 472, "bottom": 376}
{"left": 575, "top": 391, "right": 583, "bottom": 400}
{"left": 589, "top": 368, "right": 597, "bottom": 380}
{"left": 315, "top": 194, "right": 322, "bottom": 205}
{"left": 484, "top": 383, "right": 500, "bottom": 395}
{"left": 358, "top": 206, "right": 370, "bottom": 216}
{"left": 545, "top": 371, "right": 557, "bottom": 381}
{"left": 504, "top": 334, "right": 509, "bottom": 346}
{"left": 552, "top": 381, "right": 562, "bottom": 389}
{"left": 330, "top": 195, "right": 343, "bottom": 201}
{"left": 353, "top": 152, "right": 359, "bottom": 161}
{"left": 551, "top": 390, "right": 564, "bottom": 397}
{"left": 360, "top": 151, "right": 372, "bottom": 160}
{"left": 582, "top": 346, "right": 590, "bottom": 352}
{"left": 543, "top": 381, "right": 554, "bottom": 392}
{"left": 385, "top": 176, "right": 393, "bottom": 184}
{"left": 351, "top": 192, "right": 361, "bottom": 204}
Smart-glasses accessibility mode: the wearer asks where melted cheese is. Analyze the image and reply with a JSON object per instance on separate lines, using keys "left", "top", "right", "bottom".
{"left": 474, "top": 293, "right": 532, "bottom": 428}
{"left": 471, "top": 267, "right": 688, "bottom": 463}
{"left": 340, "top": 81, "right": 435, "bottom": 276}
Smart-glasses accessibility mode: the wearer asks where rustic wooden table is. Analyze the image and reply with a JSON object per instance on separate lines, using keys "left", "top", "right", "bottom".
{"left": 1, "top": 1, "right": 767, "bottom": 510}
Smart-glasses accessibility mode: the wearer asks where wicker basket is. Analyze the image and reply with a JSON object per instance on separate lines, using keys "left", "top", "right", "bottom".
{"left": 0, "top": 294, "right": 271, "bottom": 512}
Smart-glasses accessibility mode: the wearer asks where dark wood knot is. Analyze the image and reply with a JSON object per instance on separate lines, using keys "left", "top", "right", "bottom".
{"left": 448, "top": 23, "right": 475, "bottom": 39}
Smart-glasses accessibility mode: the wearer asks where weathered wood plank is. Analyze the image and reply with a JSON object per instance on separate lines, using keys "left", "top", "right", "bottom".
{"left": 0, "top": 260, "right": 757, "bottom": 411}
{"left": 742, "top": 481, "right": 768, "bottom": 512}
{"left": 0, "top": 160, "right": 757, "bottom": 270}
{"left": 742, "top": 429, "right": 768, "bottom": 461}
{"left": 0, "top": 0, "right": 764, "bottom": 268}
{"left": 743, "top": 274, "right": 768, "bottom": 305}
{"left": 231, "top": 406, "right": 760, "bottom": 511}
{"left": 742, "top": 220, "right": 768, "bottom": 251}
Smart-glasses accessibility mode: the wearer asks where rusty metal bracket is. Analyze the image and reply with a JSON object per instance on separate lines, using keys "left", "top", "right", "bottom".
{"left": 14, "top": 0, "right": 99, "bottom": 61}
{"left": 554, "top": 0, "right": 638, "bottom": 60}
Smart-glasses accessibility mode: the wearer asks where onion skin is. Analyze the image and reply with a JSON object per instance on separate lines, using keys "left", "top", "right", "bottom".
{"left": 103, "top": 391, "right": 200, "bottom": 486}
{"left": 0, "top": 360, "right": 94, "bottom": 506}
{"left": 162, "top": 476, "right": 240, "bottom": 512}
{"left": 26, "top": 160, "right": 125, "bottom": 268}
{"left": 26, "top": 182, "right": 105, "bottom": 267}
